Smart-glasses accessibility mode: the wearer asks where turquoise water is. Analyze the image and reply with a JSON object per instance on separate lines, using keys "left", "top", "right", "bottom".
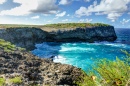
{"left": 32, "top": 28, "right": 130, "bottom": 72}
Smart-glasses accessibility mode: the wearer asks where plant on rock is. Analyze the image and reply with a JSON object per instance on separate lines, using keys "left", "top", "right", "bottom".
{"left": 0, "top": 78, "right": 5, "bottom": 86}
{"left": 9, "top": 76, "right": 22, "bottom": 84}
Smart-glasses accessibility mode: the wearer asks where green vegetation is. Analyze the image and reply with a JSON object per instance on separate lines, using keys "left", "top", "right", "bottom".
{"left": 44, "top": 23, "right": 111, "bottom": 29}
{"left": 0, "top": 39, "right": 25, "bottom": 52}
{"left": 0, "top": 24, "right": 40, "bottom": 28}
{"left": 9, "top": 76, "right": 22, "bottom": 84}
{"left": 0, "top": 23, "right": 111, "bottom": 32}
{"left": 0, "top": 78, "right": 5, "bottom": 86}
{"left": 77, "top": 51, "right": 130, "bottom": 86}
{"left": 0, "top": 76, "right": 22, "bottom": 85}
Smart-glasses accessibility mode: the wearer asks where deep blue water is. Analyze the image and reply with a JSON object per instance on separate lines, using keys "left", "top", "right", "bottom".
{"left": 32, "top": 28, "right": 130, "bottom": 72}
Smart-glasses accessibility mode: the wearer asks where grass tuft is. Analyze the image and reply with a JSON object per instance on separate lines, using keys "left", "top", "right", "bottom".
{"left": 9, "top": 76, "right": 22, "bottom": 84}
{"left": 0, "top": 78, "right": 5, "bottom": 86}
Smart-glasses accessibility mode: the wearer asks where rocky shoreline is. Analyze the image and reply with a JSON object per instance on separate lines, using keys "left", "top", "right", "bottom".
{"left": 0, "top": 25, "right": 117, "bottom": 85}
{"left": 0, "top": 45, "right": 86, "bottom": 85}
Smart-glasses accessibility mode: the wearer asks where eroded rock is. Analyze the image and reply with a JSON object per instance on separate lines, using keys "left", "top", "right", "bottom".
{"left": 0, "top": 50, "right": 86, "bottom": 85}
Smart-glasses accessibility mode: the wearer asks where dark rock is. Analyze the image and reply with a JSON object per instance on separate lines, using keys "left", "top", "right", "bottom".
{"left": 0, "top": 50, "right": 86, "bottom": 85}
{"left": 0, "top": 26, "right": 117, "bottom": 50}
{"left": 46, "top": 26, "right": 117, "bottom": 42}
{"left": 0, "top": 27, "right": 48, "bottom": 50}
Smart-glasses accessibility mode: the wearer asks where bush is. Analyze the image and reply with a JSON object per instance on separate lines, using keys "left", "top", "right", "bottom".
{"left": 0, "top": 39, "right": 25, "bottom": 52}
{"left": 77, "top": 51, "right": 130, "bottom": 86}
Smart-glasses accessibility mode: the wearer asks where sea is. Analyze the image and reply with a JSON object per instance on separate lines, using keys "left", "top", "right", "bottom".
{"left": 32, "top": 28, "right": 130, "bottom": 72}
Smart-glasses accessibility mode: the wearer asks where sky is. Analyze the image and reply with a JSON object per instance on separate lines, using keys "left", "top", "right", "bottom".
{"left": 0, "top": 0, "right": 130, "bottom": 28}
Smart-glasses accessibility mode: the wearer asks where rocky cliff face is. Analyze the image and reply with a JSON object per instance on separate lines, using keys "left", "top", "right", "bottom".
{"left": 0, "top": 26, "right": 117, "bottom": 50}
{"left": 0, "top": 27, "right": 48, "bottom": 50}
{"left": 47, "top": 26, "right": 117, "bottom": 42}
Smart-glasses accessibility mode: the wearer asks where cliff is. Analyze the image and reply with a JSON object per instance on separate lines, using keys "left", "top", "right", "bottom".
{"left": 0, "top": 27, "right": 48, "bottom": 50}
{"left": 0, "top": 24, "right": 117, "bottom": 50}
{"left": 47, "top": 26, "right": 117, "bottom": 42}
{"left": 0, "top": 23, "right": 117, "bottom": 85}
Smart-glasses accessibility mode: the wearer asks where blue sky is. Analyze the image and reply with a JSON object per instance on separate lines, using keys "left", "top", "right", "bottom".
{"left": 0, "top": 0, "right": 130, "bottom": 28}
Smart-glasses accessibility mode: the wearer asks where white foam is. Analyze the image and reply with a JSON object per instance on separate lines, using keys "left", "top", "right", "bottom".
{"left": 53, "top": 55, "right": 66, "bottom": 63}
{"left": 59, "top": 46, "right": 95, "bottom": 52}
{"left": 94, "top": 42, "right": 128, "bottom": 48}
{"left": 105, "top": 43, "right": 127, "bottom": 48}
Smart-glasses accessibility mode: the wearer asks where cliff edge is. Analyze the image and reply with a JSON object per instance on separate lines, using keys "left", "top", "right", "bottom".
{"left": 47, "top": 26, "right": 117, "bottom": 42}
{"left": 0, "top": 23, "right": 117, "bottom": 50}
{"left": 0, "top": 27, "right": 48, "bottom": 50}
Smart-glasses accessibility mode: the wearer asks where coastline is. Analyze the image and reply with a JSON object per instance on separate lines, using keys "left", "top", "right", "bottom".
{"left": 0, "top": 23, "right": 118, "bottom": 85}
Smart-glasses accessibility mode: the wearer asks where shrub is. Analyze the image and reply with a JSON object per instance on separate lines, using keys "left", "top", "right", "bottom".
{"left": 77, "top": 51, "right": 130, "bottom": 86}
{"left": 0, "top": 39, "right": 25, "bottom": 52}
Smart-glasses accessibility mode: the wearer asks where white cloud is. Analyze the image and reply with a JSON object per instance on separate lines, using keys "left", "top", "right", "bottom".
{"left": 75, "top": 0, "right": 130, "bottom": 21}
{"left": 62, "top": 19, "right": 69, "bottom": 22}
{"left": 59, "top": 0, "right": 72, "bottom": 5}
{"left": 107, "top": 13, "right": 122, "bottom": 22}
{"left": 43, "top": 14, "right": 50, "bottom": 16}
{"left": 0, "top": 0, "right": 58, "bottom": 16}
{"left": 75, "top": 6, "right": 92, "bottom": 17}
{"left": 31, "top": 15, "right": 40, "bottom": 19}
{"left": 120, "top": 18, "right": 130, "bottom": 24}
{"left": 79, "top": 19, "right": 85, "bottom": 22}
{"left": 0, "top": 0, "right": 6, "bottom": 4}
{"left": 47, "top": 20, "right": 52, "bottom": 22}
{"left": 86, "top": 18, "right": 93, "bottom": 22}
{"left": 79, "top": 18, "right": 92, "bottom": 23}
{"left": 56, "top": 11, "right": 66, "bottom": 17}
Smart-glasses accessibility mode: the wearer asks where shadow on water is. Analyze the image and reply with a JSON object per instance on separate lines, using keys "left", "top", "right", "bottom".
{"left": 32, "top": 42, "right": 62, "bottom": 58}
